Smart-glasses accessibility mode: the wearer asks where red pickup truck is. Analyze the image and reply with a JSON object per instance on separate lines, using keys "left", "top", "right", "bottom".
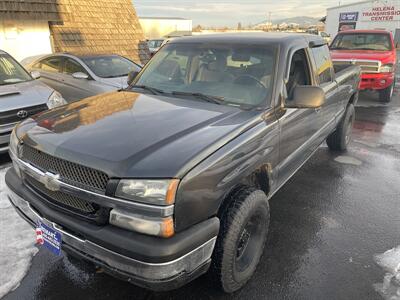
{"left": 330, "top": 30, "right": 397, "bottom": 102}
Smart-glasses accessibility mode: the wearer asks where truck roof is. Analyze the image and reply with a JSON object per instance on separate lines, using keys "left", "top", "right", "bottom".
{"left": 337, "top": 29, "right": 391, "bottom": 35}
{"left": 170, "top": 32, "right": 325, "bottom": 46}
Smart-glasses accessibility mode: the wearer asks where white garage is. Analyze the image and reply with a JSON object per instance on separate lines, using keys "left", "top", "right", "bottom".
{"left": 326, "top": 0, "right": 400, "bottom": 42}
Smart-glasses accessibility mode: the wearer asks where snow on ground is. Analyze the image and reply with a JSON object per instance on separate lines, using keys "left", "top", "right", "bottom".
{"left": 374, "top": 246, "right": 400, "bottom": 300}
{"left": 0, "top": 167, "right": 38, "bottom": 299}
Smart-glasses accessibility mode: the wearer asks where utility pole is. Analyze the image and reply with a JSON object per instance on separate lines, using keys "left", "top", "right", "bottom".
{"left": 267, "top": 11, "right": 272, "bottom": 31}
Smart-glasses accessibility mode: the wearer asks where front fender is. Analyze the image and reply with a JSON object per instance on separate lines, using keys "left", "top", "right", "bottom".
{"left": 174, "top": 114, "right": 279, "bottom": 232}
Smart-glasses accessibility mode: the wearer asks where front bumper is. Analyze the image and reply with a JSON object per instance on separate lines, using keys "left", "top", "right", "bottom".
{"left": 0, "top": 122, "right": 17, "bottom": 153}
{"left": 6, "top": 168, "right": 219, "bottom": 291}
{"left": 359, "top": 72, "right": 395, "bottom": 91}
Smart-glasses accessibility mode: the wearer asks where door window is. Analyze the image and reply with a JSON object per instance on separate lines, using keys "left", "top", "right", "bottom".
{"left": 64, "top": 59, "right": 87, "bottom": 75}
{"left": 286, "top": 49, "right": 312, "bottom": 99}
{"left": 38, "top": 57, "right": 63, "bottom": 73}
{"left": 310, "top": 45, "right": 333, "bottom": 84}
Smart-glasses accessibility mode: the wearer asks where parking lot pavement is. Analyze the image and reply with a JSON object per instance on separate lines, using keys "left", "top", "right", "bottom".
{"left": 2, "top": 86, "right": 400, "bottom": 299}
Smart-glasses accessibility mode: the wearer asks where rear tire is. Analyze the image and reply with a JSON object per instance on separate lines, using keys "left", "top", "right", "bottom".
{"left": 379, "top": 82, "right": 394, "bottom": 103}
{"left": 327, "top": 104, "right": 355, "bottom": 152}
{"left": 211, "top": 188, "right": 270, "bottom": 293}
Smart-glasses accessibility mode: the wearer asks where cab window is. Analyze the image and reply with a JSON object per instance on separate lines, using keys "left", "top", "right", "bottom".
{"left": 310, "top": 45, "right": 333, "bottom": 84}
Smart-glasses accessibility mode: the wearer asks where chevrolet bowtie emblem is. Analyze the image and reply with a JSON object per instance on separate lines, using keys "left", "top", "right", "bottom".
{"left": 42, "top": 172, "right": 61, "bottom": 192}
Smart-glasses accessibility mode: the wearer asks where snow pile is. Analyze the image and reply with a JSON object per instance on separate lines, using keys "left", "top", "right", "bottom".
{"left": 374, "top": 246, "right": 400, "bottom": 300}
{"left": 0, "top": 167, "right": 38, "bottom": 298}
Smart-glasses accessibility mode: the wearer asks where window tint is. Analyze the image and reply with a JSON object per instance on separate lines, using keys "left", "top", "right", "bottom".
{"left": 40, "top": 57, "right": 62, "bottom": 73}
{"left": 286, "top": 49, "right": 311, "bottom": 99}
{"left": 64, "top": 59, "right": 87, "bottom": 75}
{"left": 135, "top": 43, "right": 277, "bottom": 107}
{"left": 82, "top": 55, "right": 140, "bottom": 78}
{"left": 0, "top": 54, "right": 32, "bottom": 86}
{"left": 331, "top": 33, "right": 392, "bottom": 51}
{"left": 310, "top": 45, "right": 333, "bottom": 84}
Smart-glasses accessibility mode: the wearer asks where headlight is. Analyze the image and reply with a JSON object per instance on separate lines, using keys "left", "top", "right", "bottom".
{"left": 380, "top": 64, "right": 394, "bottom": 73}
{"left": 47, "top": 91, "right": 66, "bottom": 109}
{"left": 9, "top": 129, "right": 19, "bottom": 157}
{"left": 115, "top": 179, "right": 179, "bottom": 205}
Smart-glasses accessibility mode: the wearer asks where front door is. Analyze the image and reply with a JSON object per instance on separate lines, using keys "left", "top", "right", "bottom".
{"left": 58, "top": 58, "right": 94, "bottom": 102}
{"left": 277, "top": 48, "right": 320, "bottom": 187}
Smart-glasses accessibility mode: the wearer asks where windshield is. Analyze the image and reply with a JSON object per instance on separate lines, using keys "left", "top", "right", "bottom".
{"left": 0, "top": 53, "right": 32, "bottom": 86}
{"left": 331, "top": 33, "right": 392, "bottom": 51}
{"left": 82, "top": 55, "right": 139, "bottom": 78}
{"left": 133, "top": 43, "right": 277, "bottom": 108}
{"left": 148, "top": 40, "right": 164, "bottom": 49}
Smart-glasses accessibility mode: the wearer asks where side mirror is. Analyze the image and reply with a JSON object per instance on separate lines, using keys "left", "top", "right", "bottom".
{"left": 127, "top": 70, "right": 139, "bottom": 86}
{"left": 285, "top": 86, "right": 325, "bottom": 108}
{"left": 31, "top": 71, "right": 41, "bottom": 79}
{"left": 72, "top": 72, "right": 89, "bottom": 79}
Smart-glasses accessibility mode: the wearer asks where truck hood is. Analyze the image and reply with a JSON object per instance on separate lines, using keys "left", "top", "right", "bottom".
{"left": 330, "top": 50, "right": 396, "bottom": 64}
{"left": 0, "top": 80, "right": 53, "bottom": 112}
{"left": 18, "top": 91, "right": 261, "bottom": 178}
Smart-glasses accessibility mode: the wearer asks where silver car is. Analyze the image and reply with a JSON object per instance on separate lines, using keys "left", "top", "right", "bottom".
{"left": 23, "top": 54, "right": 142, "bottom": 102}
{"left": 0, "top": 50, "right": 66, "bottom": 153}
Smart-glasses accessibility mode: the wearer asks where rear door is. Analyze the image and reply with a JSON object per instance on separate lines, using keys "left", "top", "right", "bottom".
{"left": 33, "top": 56, "right": 66, "bottom": 94}
{"left": 309, "top": 44, "right": 339, "bottom": 143}
{"left": 59, "top": 58, "right": 95, "bottom": 102}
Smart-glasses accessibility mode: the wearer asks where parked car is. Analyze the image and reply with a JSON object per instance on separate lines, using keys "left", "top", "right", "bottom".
{"left": 0, "top": 50, "right": 65, "bottom": 153}
{"left": 147, "top": 39, "right": 165, "bottom": 56}
{"left": 330, "top": 30, "right": 397, "bottom": 102}
{"left": 23, "top": 53, "right": 142, "bottom": 102}
{"left": 6, "top": 33, "right": 360, "bottom": 293}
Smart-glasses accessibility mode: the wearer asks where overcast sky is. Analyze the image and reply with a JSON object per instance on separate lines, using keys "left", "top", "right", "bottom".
{"left": 133, "top": 0, "right": 357, "bottom": 26}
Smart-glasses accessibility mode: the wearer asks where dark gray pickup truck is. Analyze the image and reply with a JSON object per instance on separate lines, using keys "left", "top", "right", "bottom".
{"left": 6, "top": 33, "right": 360, "bottom": 293}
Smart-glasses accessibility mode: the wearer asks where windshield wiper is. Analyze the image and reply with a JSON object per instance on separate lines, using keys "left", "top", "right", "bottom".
{"left": 129, "top": 85, "right": 165, "bottom": 95}
{"left": 171, "top": 91, "right": 224, "bottom": 105}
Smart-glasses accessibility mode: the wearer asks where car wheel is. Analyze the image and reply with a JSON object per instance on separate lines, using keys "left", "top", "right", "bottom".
{"left": 211, "top": 188, "right": 270, "bottom": 293}
{"left": 379, "top": 82, "right": 394, "bottom": 103}
{"left": 327, "top": 103, "right": 355, "bottom": 152}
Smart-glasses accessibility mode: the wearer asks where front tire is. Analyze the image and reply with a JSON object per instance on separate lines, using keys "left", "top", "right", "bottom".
{"left": 211, "top": 188, "right": 270, "bottom": 293}
{"left": 327, "top": 104, "right": 355, "bottom": 151}
{"left": 379, "top": 82, "right": 394, "bottom": 103}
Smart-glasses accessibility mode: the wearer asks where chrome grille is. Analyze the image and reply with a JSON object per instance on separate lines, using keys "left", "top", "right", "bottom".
{"left": 21, "top": 145, "right": 109, "bottom": 192}
{"left": 26, "top": 174, "right": 96, "bottom": 214}
{"left": 0, "top": 104, "right": 48, "bottom": 125}
{"left": 333, "top": 59, "right": 381, "bottom": 74}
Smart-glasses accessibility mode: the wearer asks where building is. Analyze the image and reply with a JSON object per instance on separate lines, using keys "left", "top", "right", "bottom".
{"left": 139, "top": 17, "right": 192, "bottom": 39}
{"left": 0, "top": 1, "right": 59, "bottom": 61}
{"left": 0, "top": 0, "right": 149, "bottom": 63}
{"left": 325, "top": 0, "right": 400, "bottom": 42}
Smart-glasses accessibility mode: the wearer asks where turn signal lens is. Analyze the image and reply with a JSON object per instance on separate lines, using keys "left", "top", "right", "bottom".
{"left": 109, "top": 209, "right": 174, "bottom": 238}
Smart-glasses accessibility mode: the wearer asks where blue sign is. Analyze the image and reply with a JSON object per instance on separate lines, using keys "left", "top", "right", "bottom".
{"left": 37, "top": 221, "right": 62, "bottom": 256}
{"left": 339, "top": 12, "right": 359, "bottom": 22}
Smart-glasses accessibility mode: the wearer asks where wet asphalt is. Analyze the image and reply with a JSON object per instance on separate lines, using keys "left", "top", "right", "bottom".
{"left": 2, "top": 76, "right": 400, "bottom": 300}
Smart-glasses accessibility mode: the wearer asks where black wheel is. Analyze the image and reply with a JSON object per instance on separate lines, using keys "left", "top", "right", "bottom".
{"left": 327, "top": 103, "right": 355, "bottom": 152}
{"left": 379, "top": 82, "right": 394, "bottom": 103}
{"left": 211, "top": 188, "right": 270, "bottom": 293}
